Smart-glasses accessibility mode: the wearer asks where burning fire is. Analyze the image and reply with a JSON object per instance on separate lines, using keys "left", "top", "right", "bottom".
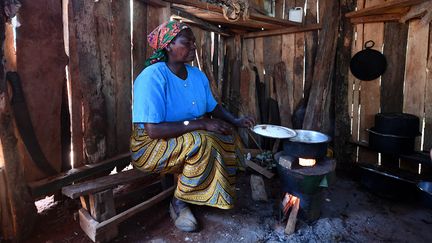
{"left": 282, "top": 193, "right": 300, "bottom": 215}
{"left": 299, "top": 158, "right": 316, "bottom": 167}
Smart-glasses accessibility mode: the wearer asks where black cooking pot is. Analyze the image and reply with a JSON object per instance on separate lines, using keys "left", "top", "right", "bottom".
{"left": 350, "top": 40, "right": 387, "bottom": 81}
{"left": 417, "top": 181, "right": 432, "bottom": 208}
{"left": 368, "top": 127, "right": 415, "bottom": 154}
{"left": 283, "top": 130, "right": 331, "bottom": 159}
{"left": 374, "top": 113, "right": 421, "bottom": 137}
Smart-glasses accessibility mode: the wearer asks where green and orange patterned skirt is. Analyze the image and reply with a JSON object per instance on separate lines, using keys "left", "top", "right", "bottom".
{"left": 130, "top": 124, "right": 243, "bottom": 209}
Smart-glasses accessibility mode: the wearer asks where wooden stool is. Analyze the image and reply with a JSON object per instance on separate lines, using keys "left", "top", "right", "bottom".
{"left": 62, "top": 169, "right": 174, "bottom": 242}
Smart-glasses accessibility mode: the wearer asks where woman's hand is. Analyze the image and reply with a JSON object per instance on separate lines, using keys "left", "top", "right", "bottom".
{"left": 200, "top": 117, "right": 233, "bottom": 135}
{"left": 234, "top": 116, "right": 255, "bottom": 128}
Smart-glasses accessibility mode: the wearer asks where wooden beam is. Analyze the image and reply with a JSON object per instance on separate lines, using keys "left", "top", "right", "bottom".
{"left": 243, "top": 24, "right": 322, "bottom": 38}
{"left": 302, "top": 0, "right": 340, "bottom": 133}
{"left": 163, "top": 0, "right": 300, "bottom": 27}
{"left": 62, "top": 169, "right": 150, "bottom": 199}
{"left": 29, "top": 153, "right": 131, "bottom": 198}
{"left": 345, "top": 0, "right": 427, "bottom": 18}
{"left": 245, "top": 159, "right": 274, "bottom": 179}
{"left": 349, "top": 13, "right": 403, "bottom": 23}
{"left": 139, "top": 0, "right": 169, "bottom": 8}
{"left": 171, "top": 7, "right": 231, "bottom": 36}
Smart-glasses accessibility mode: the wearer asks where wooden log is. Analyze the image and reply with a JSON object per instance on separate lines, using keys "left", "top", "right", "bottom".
{"left": 302, "top": 0, "right": 340, "bottom": 133}
{"left": 381, "top": 22, "right": 408, "bottom": 113}
{"left": 403, "top": 19, "right": 428, "bottom": 151}
{"left": 334, "top": 0, "right": 356, "bottom": 167}
{"left": 293, "top": 0, "right": 306, "bottom": 110}
{"left": 304, "top": 0, "right": 318, "bottom": 95}
{"left": 284, "top": 197, "right": 300, "bottom": 235}
{"left": 245, "top": 159, "right": 274, "bottom": 179}
{"left": 282, "top": 0, "right": 295, "bottom": 113}
{"left": 16, "top": 0, "right": 68, "bottom": 180}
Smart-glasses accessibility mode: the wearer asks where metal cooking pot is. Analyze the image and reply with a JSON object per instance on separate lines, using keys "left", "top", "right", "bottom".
{"left": 368, "top": 128, "right": 415, "bottom": 155}
{"left": 374, "top": 113, "right": 421, "bottom": 137}
{"left": 350, "top": 40, "right": 387, "bottom": 81}
{"left": 418, "top": 181, "right": 432, "bottom": 207}
{"left": 283, "top": 130, "right": 331, "bottom": 159}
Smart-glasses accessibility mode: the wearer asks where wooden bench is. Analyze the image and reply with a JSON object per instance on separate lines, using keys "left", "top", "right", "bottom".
{"left": 62, "top": 168, "right": 175, "bottom": 242}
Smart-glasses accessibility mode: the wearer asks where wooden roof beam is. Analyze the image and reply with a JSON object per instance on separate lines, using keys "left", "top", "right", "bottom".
{"left": 162, "top": 0, "right": 301, "bottom": 27}
{"left": 243, "top": 24, "right": 322, "bottom": 39}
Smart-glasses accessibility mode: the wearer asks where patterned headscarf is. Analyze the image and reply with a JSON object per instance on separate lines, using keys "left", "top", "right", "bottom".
{"left": 145, "top": 20, "right": 190, "bottom": 68}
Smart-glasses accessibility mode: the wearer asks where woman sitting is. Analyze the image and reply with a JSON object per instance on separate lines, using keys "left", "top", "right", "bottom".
{"left": 130, "top": 20, "right": 254, "bottom": 232}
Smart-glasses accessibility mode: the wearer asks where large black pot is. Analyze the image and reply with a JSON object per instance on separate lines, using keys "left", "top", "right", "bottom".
{"left": 350, "top": 40, "right": 387, "bottom": 81}
{"left": 368, "top": 128, "right": 415, "bottom": 154}
{"left": 418, "top": 181, "right": 432, "bottom": 208}
{"left": 374, "top": 113, "right": 421, "bottom": 137}
{"left": 283, "top": 130, "right": 331, "bottom": 159}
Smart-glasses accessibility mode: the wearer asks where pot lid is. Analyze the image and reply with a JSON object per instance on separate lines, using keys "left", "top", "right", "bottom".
{"left": 251, "top": 124, "right": 297, "bottom": 139}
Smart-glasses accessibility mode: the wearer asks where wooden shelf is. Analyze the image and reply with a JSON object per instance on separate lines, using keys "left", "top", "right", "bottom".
{"left": 345, "top": 0, "right": 429, "bottom": 24}
{"left": 164, "top": 0, "right": 301, "bottom": 30}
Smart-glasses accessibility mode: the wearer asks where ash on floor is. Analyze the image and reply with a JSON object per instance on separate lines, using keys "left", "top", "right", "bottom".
{"left": 27, "top": 172, "right": 432, "bottom": 243}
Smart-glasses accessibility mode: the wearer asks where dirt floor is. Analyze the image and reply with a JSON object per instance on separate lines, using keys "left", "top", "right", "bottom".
{"left": 27, "top": 170, "right": 432, "bottom": 243}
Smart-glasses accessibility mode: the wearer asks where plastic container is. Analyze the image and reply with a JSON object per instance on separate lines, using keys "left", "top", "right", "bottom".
{"left": 289, "top": 7, "right": 303, "bottom": 23}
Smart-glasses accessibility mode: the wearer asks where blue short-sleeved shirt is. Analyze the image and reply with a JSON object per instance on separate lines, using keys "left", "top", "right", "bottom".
{"left": 132, "top": 62, "right": 218, "bottom": 123}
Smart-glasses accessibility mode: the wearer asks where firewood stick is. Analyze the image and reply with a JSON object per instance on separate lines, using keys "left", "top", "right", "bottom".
{"left": 285, "top": 198, "right": 300, "bottom": 235}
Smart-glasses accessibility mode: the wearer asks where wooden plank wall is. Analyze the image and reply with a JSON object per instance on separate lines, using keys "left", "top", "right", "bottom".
{"left": 15, "top": 0, "right": 68, "bottom": 181}
{"left": 3, "top": 0, "right": 134, "bottom": 183}
{"left": 349, "top": 0, "right": 432, "bottom": 171}
{"left": 237, "top": 0, "right": 319, "bottom": 149}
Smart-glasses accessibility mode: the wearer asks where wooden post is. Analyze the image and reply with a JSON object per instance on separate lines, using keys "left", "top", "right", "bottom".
{"left": 302, "top": 0, "right": 340, "bottom": 134}
{"left": 334, "top": 0, "right": 356, "bottom": 168}
{"left": 69, "top": 0, "right": 108, "bottom": 164}
{"left": 0, "top": 8, "right": 37, "bottom": 239}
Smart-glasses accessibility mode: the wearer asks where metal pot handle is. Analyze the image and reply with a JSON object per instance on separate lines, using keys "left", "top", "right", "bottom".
{"left": 366, "top": 128, "right": 413, "bottom": 138}
{"left": 364, "top": 40, "right": 375, "bottom": 49}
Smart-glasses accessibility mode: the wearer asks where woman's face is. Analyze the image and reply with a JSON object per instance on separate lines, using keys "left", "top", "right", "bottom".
{"left": 167, "top": 28, "right": 196, "bottom": 63}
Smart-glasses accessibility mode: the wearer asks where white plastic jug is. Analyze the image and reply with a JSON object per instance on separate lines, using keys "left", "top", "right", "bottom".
{"left": 289, "top": 7, "right": 303, "bottom": 23}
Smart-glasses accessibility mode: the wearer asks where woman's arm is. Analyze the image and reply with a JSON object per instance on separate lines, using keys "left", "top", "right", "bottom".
{"left": 210, "top": 104, "right": 255, "bottom": 128}
{"left": 144, "top": 117, "right": 233, "bottom": 139}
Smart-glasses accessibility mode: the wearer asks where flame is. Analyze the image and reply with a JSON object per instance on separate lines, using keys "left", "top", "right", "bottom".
{"left": 282, "top": 193, "right": 300, "bottom": 215}
{"left": 299, "top": 158, "right": 316, "bottom": 167}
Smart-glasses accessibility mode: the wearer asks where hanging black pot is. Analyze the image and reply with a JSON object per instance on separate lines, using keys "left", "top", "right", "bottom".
{"left": 350, "top": 40, "right": 387, "bottom": 81}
